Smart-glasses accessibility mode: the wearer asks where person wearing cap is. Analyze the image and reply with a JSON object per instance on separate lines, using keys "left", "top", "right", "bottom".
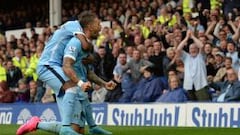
{"left": 214, "top": 51, "right": 225, "bottom": 70}
{"left": 215, "top": 51, "right": 225, "bottom": 57}
{"left": 131, "top": 66, "right": 164, "bottom": 102}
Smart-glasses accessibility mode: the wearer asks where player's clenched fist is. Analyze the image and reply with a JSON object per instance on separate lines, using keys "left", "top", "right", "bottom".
{"left": 104, "top": 80, "right": 117, "bottom": 90}
{"left": 81, "top": 81, "right": 92, "bottom": 91}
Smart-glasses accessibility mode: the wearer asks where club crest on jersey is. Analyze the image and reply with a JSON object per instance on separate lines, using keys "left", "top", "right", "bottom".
{"left": 68, "top": 46, "right": 76, "bottom": 52}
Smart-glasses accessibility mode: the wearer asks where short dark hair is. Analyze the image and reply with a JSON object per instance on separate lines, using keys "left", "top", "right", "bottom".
{"left": 78, "top": 11, "right": 97, "bottom": 29}
{"left": 225, "top": 56, "right": 232, "bottom": 62}
{"left": 144, "top": 66, "right": 154, "bottom": 73}
{"left": 98, "top": 46, "right": 105, "bottom": 50}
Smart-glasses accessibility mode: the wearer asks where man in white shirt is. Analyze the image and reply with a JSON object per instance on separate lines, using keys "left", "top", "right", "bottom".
{"left": 176, "top": 30, "right": 210, "bottom": 101}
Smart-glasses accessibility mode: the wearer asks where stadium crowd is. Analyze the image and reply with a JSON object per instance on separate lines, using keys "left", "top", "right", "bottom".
{"left": 0, "top": 0, "right": 240, "bottom": 103}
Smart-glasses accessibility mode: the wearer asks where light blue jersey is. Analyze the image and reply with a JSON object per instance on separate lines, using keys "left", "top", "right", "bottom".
{"left": 64, "top": 37, "right": 89, "bottom": 82}
{"left": 37, "top": 21, "right": 83, "bottom": 71}
{"left": 37, "top": 29, "right": 73, "bottom": 67}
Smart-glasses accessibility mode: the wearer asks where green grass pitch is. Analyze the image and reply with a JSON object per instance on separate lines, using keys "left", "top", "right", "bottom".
{"left": 1, "top": 125, "right": 240, "bottom": 135}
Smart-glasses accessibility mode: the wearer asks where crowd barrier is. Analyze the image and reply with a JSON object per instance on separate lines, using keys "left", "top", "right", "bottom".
{"left": 0, "top": 102, "right": 240, "bottom": 128}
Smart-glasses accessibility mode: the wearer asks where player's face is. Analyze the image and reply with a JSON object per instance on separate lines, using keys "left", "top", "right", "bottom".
{"left": 90, "top": 18, "right": 101, "bottom": 39}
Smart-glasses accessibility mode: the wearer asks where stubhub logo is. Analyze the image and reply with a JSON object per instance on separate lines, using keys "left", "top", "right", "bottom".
{"left": 108, "top": 104, "right": 186, "bottom": 126}
{"left": 192, "top": 107, "right": 240, "bottom": 127}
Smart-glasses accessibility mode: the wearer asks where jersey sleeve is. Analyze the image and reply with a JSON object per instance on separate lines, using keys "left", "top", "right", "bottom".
{"left": 64, "top": 37, "right": 82, "bottom": 61}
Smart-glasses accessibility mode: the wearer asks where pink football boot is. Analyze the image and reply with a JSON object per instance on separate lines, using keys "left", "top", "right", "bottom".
{"left": 16, "top": 116, "right": 41, "bottom": 135}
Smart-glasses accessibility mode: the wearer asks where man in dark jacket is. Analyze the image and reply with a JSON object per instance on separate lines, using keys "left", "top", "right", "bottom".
{"left": 93, "top": 46, "right": 116, "bottom": 81}
{"left": 6, "top": 59, "right": 23, "bottom": 89}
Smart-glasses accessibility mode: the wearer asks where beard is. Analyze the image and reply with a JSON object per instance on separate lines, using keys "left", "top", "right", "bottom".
{"left": 90, "top": 32, "right": 99, "bottom": 39}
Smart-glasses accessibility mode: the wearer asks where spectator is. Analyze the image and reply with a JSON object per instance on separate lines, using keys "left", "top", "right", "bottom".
{"left": 91, "top": 84, "right": 108, "bottom": 103}
{"left": 141, "top": 17, "right": 154, "bottom": 39}
{"left": 29, "top": 80, "right": 38, "bottom": 103}
{"left": 211, "top": 46, "right": 221, "bottom": 57}
{"left": 206, "top": 20, "right": 240, "bottom": 46}
{"left": 6, "top": 59, "right": 23, "bottom": 89}
{"left": 105, "top": 81, "right": 123, "bottom": 103}
{"left": 198, "top": 35, "right": 208, "bottom": 45}
{"left": 157, "top": 6, "right": 177, "bottom": 27}
{"left": 25, "top": 46, "right": 43, "bottom": 81}
{"left": 30, "top": 28, "right": 39, "bottom": 43}
{"left": 226, "top": 41, "right": 239, "bottom": 72}
{"left": 96, "top": 27, "right": 110, "bottom": 47}
{"left": 206, "top": 54, "right": 217, "bottom": 83}
{"left": 12, "top": 48, "right": 28, "bottom": 75}
{"left": 121, "top": 49, "right": 153, "bottom": 83}
{"left": 34, "top": 80, "right": 46, "bottom": 103}
{"left": 14, "top": 78, "right": 30, "bottom": 102}
{"left": 131, "top": 66, "right": 164, "bottom": 102}
{"left": 0, "top": 56, "right": 7, "bottom": 82}
{"left": 105, "top": 52, "right": 127, "bottom": 102}
{"left": 223, "top": 0, "right": 240, "bottom": 16}
{"left": 219, "top": 40, "right": 228, "bottom": 54}
{"left": 148, "top": 41, "right": 166, "bottom": 77}
{"left": 125, "top": 46, "right": 134, "bottom": 62}
{"left": 211, "top": 68, "right": 240, "bottom": 102}
{"left": 175, "top": 57, "right": 185, "bottom": 78}
{"left": 41, "top": 85, "right": 56, "bottom": 103}
{"left": 145, "top": 45, "right": 154, "bottom": 60}
{"left": 163, "top": 47, "right": 177, "bottom": 76}
{"left": 188, "top": 16, "right": 205, "bottom": 36}
{"left": 203, "top": 42, "right": 213, "bottom": 56}
{"left": 214, "top": 50, "right": 224, "bottom": 69}
{"left": 176, "top": 30, "right": 210, "bottom": 101}
{"left": 156, "top": 75, "right": 187, "bottom": 102}
{"left": 214, "top": 57, "right": 232, "bottom": 82}
{"left": 93, "top": 46, "right": 115, "bottom": 81}
{"left": 0, "top": 81, "right": 16, "bottom": 103}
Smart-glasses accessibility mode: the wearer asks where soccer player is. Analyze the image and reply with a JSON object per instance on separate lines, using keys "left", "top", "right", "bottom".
{"left": 17, "top": 12, "right": 115, "bottom": 135}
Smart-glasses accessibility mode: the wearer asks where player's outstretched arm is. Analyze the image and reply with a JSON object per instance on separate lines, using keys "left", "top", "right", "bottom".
{"left": 87, "top": 69, "right": 116, "bottom": 90}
